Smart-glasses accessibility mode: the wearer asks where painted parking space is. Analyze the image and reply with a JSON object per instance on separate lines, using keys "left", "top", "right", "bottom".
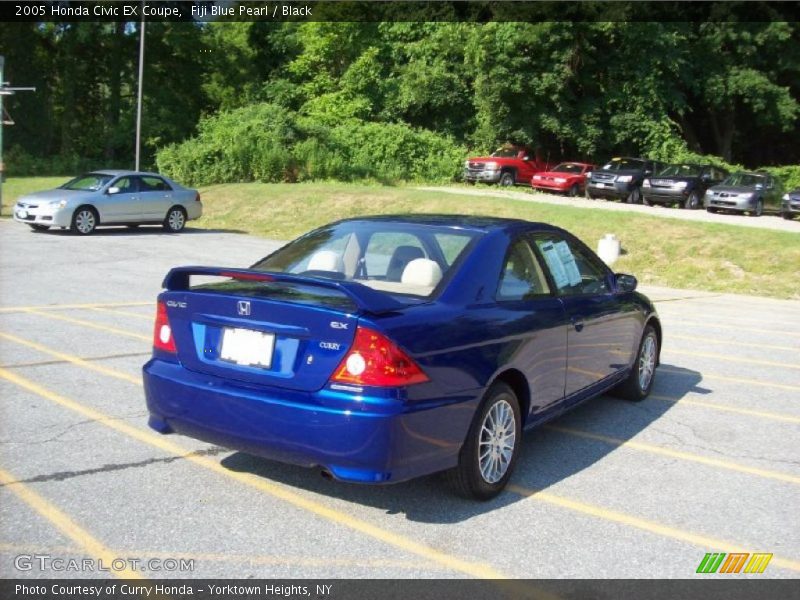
{"left": 1, "top": 221, "right": 798, "bottom": 579}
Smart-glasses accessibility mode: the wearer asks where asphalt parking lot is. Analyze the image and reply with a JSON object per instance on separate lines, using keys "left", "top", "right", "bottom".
{"left": 0, "top": 220, "right": 798, "bottom": 580}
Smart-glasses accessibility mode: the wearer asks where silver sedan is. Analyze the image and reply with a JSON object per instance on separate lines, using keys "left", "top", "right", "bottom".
{"left": 13, "top": 170, "right": 203, "bottom": 235}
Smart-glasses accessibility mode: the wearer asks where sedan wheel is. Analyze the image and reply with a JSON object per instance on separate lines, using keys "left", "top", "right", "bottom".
{"left": 447, "top": 382, "right": 521, "bottom": 500}
{"left": 625, "top": 188, "right": 641, "bottom": 204}
{"left": 684, "top": 191, "right": 700, "bottom": 210}
{"left": 163, "top": 207, "right": 186, "bottom": 233}
{"left": 751, "top": 199, "right": 763, "bottom": 217}
{"left": 612, "top": 324, "right": 659, "bottom": 401}
{"left": 71, "top": 208, "right": 97, "bottom": 235}
{"left": 568, "top": 184, "right": 580, "bottom": 197}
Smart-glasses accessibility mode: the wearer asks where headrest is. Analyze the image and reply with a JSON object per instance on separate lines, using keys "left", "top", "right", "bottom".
{"left": 401, "top": 259, "right": 443, "bottom": 288}
{"left": 307, "top": 250, "right": 344, "bottom": 273}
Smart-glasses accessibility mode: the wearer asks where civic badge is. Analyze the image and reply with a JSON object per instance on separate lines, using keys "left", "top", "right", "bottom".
{"left": 237, "top": 300, "right": 251, "bottom": 316}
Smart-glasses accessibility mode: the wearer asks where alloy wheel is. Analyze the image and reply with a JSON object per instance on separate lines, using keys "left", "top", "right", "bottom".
{"left": 478, "top": 398, "right": 517, "bottom": 484}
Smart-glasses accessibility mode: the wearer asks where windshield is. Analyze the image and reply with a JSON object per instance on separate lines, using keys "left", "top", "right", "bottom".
{"left": 551, "top": 163, "right": 585, "bottom": 174}
{"left": 60, "top": 173, "right": 114, "bottom": 191}
{"left": 721, "top": 173, "right": 764, "bottom": 187}
{"left": 657, "top": 164, "right": 702, "bottom": 177}
{"left": 491, "top": 148, "right": 521, "bottom": 158}
{"left": 251, "top": 221, "right": 480, "bottom": 299}
{"left": 601, "top": 158, "right": 644, "bottom": 171}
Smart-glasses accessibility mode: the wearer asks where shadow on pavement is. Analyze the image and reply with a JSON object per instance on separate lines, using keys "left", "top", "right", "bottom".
{"left": 219, "top": 363, "right": 703, "bottom": 524}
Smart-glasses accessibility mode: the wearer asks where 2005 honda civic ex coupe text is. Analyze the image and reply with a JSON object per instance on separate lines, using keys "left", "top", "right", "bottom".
{"left": 143, "top": 215, "right": 661, "bottom": 499}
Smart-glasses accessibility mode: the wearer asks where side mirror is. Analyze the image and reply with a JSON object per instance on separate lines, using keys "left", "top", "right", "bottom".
{"left": 107, "top": 186, "right": 120, "bottom": 195}
{"left": 615, "top": 273, "right": 638, "bottom": 293}
{"left": 754, "top": 183, "right": 764, "bottom": 191}
{"left": 522, "top": 155, "right": 530, "bottom": 161}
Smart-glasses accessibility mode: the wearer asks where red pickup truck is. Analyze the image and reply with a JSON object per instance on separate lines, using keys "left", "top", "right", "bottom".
{"left": 463, "top": 145, "right": 554, "bottom": 186}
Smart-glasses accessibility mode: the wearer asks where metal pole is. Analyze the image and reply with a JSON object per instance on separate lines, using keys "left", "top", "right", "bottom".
{"left": 135, "top": 12, "right": 145, "bottom": 170}
{"left": 1, "top": 55, "right": 5, "bottom": 215}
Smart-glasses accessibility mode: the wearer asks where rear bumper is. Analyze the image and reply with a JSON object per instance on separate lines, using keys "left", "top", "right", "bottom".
{"left": 143, "top": 359, "right": 476, "bottom": 484}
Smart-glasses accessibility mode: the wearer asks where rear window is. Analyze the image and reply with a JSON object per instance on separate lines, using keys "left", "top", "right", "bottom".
{"left": 250, "top": 221, "right": 481, "bottom": 299}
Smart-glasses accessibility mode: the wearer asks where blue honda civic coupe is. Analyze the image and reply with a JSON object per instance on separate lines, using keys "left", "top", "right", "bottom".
{"left": 143, "top": 215, "right": 661, "bottom": 499}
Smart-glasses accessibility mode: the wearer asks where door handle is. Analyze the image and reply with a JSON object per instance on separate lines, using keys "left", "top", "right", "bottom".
{"left": 571, "top": 317, "right": 584, "bottom": 332}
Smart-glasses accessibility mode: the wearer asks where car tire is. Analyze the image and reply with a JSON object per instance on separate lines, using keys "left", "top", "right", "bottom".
{"left": 706, "top": 207, "right": 718, "bottom": 214}
{"left": 684, "top": 191, "right": 701, "bottom": 210}
{"left": 447, "top": 381, "right": 522, "bottom": 500}
{"left": 585, "top": 188, "right": 595, "bottom": 200}
{"left": 782, "top": 212, "right": 795, "bottom": 220}
{"left": 625, "top": 188, "right": 641, "bottom": 204}
{"left": 751, "top": 199, "right": 763, "bottom": 217}
{"left": 499, "top": 172, "right": 515, "bottom": 187}
{"left": 70, "top": 206, "right": 98, "bottom": 235}
{"left": 163, "top": 206, "right": 187, "bottom": 233}
{"left": 568, "top": 184, "right": 580, "bottom": 197}
{"left": 642, "top": 194, "right": 652, "bottom": 207}
{"left": 611, "top": 324, "right": 659, "bottom": 402}
{"left": 29, "top": 224, "right": 50, "bottom": 232}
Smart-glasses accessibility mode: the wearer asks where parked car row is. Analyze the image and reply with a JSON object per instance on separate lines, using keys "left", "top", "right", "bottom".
{"left": 464, "top": 148, "right": 797, "bottom": 219}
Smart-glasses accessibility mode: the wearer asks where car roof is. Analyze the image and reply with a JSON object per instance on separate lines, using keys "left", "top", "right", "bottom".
{"left": 337, "top": 214, "right": 558, "bottom": 233}
{"left": 88, "top": 169, "right": 166, "bottom": 178}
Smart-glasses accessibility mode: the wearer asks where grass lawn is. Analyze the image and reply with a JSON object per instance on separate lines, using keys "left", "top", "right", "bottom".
{"left": 4, "top": 178, "right": 799, "bottom": 299}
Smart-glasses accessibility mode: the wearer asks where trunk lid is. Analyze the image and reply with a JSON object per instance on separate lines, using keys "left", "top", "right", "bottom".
{"left": 159, "top": 267, "right": 405, "bottom": 393}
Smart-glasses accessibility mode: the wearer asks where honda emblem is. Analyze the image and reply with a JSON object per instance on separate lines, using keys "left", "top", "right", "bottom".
{"left": 237, "top": 300, "right": 251, "bottom": 316}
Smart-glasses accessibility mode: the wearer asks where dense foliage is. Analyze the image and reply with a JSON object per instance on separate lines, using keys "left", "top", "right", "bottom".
{"left": 1, "top": 21, "right": 798, "bottom": 183}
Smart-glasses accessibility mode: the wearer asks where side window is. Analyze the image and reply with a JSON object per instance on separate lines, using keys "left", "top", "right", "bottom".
{"left": 113, "top": 177, "right": 136, "bottom": 194}
{"left": 140, "top": 176, "right": 171, "bottom": 192}
{"left": 497, "top": 239, "right": 551, "bottom": 301}
{"left": 532, "top": 234, "right": 610, "bottom": 297}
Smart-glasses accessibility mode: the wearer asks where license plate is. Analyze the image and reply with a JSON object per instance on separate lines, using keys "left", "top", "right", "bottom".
{"left": 17, "top": 209, "right": 28, "bottom": 218}
{"left": 219, "top": 328, "right": 275, "bottom": 368}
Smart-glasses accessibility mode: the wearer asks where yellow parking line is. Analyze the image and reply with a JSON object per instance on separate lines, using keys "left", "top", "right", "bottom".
{"left": 23, "top": 309, "right": 150, "bottom": 342}
{"left": 0, "top": 367, "right": 507, "bottom": 579}
{"left": 0, "top": 301, "right": 151, "bottom": 314}
{"left": 662, "top": 349, "right": 800, "bottom": 370}
{"left": 668, "top": 334, "right": 798, "bottom": 353}
{"left": 659, "top": 366, "right": 800, "bottom": 392}
{"left": 0, "top": 466, "right": 142, "bottom": 579}
{"left": 507, "top": 485, "right": 800, "bottom": 573}
{"left": 649, "top": 394, "right": 800, "bottom": 425}
{"left": 668, "top": 320, "right": 797, "bottom": 337}
{"left": 545, "top": 425, "right": 800, "bottom": 485}
{"left": 5, "top": 333, "right": 799, "bottom": 579}
{"left": 90, "top": 307, "right": 154, "bottom": 321}
{"left": 0, "top": 332, "right": 142, "bottom": 385}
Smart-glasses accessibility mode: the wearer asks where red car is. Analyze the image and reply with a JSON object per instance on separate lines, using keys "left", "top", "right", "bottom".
{"left": 464, "top": 145, "right": 554, "bottom": 186}
{"left": 531, "top": 162, "right": 596, "bottom": 197}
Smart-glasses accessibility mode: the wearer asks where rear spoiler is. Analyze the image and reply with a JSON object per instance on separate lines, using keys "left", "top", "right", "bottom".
{"left": 162, "top": 266, "right": 405, "bottom": 314}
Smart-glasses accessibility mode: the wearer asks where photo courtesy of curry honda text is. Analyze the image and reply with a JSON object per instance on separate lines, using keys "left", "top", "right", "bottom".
{"left": 12, "top": 170, "right": 202, "bottom": 235}
{"left": 143, "top": 216, "right": 661, "bottom": 499}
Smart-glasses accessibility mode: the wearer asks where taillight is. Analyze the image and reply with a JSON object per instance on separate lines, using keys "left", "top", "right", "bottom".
{"left": 153, "top": 301, "right": 176, "bottom": 353}
{"left": 331, "top": 326, "right": 429, "bottom": 387}
{"left": 195, "top": 192, "right": 201, "bottom": 202}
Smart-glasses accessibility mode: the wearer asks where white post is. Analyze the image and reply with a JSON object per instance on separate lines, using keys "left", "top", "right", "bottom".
{"left": 134, "top": 10, "right": 145, "bottom": 171}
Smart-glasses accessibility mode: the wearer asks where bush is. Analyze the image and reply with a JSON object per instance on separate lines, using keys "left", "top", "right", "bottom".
{"left": 156, "top": 104, "right": 299, "bottom": 186}
{"left": 762, "top": 165, "right": 800, "bottom": 191}
{"left": 155, "top": 103, "right": 465, "bottom": 185}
